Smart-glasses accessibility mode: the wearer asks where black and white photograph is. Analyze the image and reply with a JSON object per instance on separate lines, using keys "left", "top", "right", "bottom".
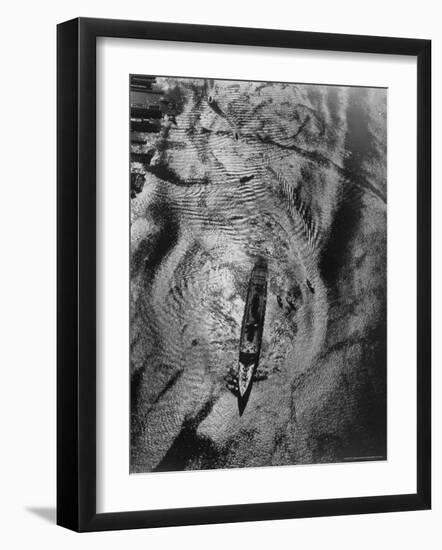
{"left": 129, "top": 75, "right": 387, "bottom": 474}
{"left": 0, "top": 0, "right": 434, "bottom": 544}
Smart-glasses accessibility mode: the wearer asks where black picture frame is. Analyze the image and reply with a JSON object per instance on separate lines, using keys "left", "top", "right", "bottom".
{"left": 57, "top": 17, "right": 431, "bottom": 532}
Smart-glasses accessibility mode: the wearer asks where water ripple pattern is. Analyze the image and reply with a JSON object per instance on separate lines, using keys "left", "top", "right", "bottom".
{"left": 130, "top": 76, "right": 387, "bottom": 473}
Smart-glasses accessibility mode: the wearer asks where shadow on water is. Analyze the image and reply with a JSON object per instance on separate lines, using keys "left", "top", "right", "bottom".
{"left": 153, "top": 398, "right": 218, "bottom": 471}
{"left": 26, "top": 506, "right": 56, "bottom": 524}
{"left": 319, "top": 88, "right": 371, "bottom": 285}
{"left": 238, "top": 378, "right": 254, "bottom": 416}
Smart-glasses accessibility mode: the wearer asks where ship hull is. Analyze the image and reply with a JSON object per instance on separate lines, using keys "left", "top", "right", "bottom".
{"left": 237, "top": 259, "right": 268, "bottom": 412}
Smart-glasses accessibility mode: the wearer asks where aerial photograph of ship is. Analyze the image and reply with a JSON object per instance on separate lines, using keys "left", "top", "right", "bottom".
{"left": 237, "top": 258, "right": 268, "bottom": 414}
{"left": 129, "top": 74, "right": 387, "bottom": 473}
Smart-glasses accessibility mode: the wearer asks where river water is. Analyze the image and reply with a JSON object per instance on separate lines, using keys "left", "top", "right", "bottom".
{"left": 130, "top": 77, "right": 387, "bottom": 472}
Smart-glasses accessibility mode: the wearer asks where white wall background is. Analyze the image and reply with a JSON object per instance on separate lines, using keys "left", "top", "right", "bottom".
{"left": 0, "top": 0, "right": 439, "bottom": 548}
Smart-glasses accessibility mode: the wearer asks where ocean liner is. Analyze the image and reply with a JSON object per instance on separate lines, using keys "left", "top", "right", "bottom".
{"left": 237, "top": 258, "right": 268, "bottom": 414}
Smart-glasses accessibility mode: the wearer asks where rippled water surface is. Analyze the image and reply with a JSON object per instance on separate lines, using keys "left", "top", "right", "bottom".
{"left": 130, "top": 77, "right": 387, "bottom": 473}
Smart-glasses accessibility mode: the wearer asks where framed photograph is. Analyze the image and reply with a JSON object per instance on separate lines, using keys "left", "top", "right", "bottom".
{"left": 57, "top": 17, "right": 431, "bottom": 532}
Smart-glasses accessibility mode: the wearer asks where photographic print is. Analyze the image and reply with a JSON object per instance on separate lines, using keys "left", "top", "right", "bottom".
{"left": 129, "top": 75, "right": 387, "bottom": 474}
